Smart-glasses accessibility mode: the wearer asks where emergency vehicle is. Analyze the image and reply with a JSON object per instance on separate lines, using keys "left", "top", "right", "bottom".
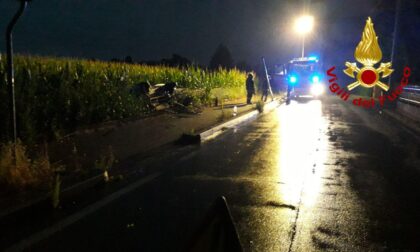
{"left": 286, "top": 57, "right": 325, "bottom": 101}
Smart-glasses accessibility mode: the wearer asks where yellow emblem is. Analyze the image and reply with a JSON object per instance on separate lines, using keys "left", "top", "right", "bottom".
{"left": 344, "top": 17, "right": 393, "bottom": 91}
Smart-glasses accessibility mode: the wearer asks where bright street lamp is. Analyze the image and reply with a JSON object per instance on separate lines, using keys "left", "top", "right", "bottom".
{"left": 294, "top": 15, "right": 314, "bottom": 58}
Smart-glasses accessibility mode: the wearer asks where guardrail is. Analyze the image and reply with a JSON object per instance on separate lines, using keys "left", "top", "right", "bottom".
{"left": 399, "top": 85, "right": 420, "bottom": 107}
{"left": 396, "top": 85, "right": 420, "bottom": 122}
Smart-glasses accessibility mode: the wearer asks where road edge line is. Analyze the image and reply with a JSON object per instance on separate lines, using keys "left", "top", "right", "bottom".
{"left": 200, "top": 99, "right": 281, "bottom": 141}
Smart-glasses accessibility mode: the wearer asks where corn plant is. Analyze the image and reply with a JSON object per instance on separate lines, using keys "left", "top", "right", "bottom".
{"left": 0, "top": 55, "right": 249, "bottom": 143}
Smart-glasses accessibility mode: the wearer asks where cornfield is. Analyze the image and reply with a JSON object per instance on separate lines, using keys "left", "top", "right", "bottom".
{"left": 0, "top": 55, "right": 248, "bottom": 143}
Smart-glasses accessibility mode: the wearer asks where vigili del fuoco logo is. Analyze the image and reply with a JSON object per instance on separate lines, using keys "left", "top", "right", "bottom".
{"left": 326, "top": 17, "right": 411, "bottom": 109}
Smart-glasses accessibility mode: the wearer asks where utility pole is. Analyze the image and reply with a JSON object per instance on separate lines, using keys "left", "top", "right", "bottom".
{"left": 262, "top": 57, "right": 274, "bottom": 101}
{"left": 373, "top": 0, "right": 401, "bottom": 100}
{"left": 301, "top": 36, "right": 305, "bottom": 58}
{"left": 388, "top": 0, "right": 401, "bottom": 88}
{"left": 6, "top": 0, "right": 30, "bottom": 157}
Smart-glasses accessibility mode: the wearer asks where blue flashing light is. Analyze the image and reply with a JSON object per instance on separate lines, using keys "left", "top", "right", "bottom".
{"left": 312, "top": 75, "right": 320, "bottom": 83}
{"left": 289, "top": 76, "right": 297, "bottom": 84}
{"left": 308, "top": 56, "right": 318, "bottom": 61}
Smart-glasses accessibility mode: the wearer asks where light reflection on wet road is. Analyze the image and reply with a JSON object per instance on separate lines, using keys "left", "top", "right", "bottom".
{"left": 274, "top": 100, "right": 329, "bottom": 250}
{"left": 275, "top": 100, "right": 328, "bottom": 208}
{"left": 29, "top": 97, "right": 420, "bottom": 251}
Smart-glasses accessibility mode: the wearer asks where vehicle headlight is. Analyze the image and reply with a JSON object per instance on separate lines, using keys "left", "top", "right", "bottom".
{"left": 311, "top": 83, "right": 324, "bottom": 96}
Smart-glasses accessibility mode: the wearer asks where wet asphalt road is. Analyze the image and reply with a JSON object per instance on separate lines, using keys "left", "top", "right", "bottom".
{"left": 18, "top": 97, "right": 420, "bottom": 251}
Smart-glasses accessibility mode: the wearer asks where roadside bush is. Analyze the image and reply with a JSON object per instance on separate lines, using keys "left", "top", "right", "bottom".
{"left": 0, "top": 55, "right": 249, "bottom": 143}
{"left": 0, "top": 141, "right": 54, "bottom": 190}
{"left": 256, "top": 101, "right": 265, "bottom": 113}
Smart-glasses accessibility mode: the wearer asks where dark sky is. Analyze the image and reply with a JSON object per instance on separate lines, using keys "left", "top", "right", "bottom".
{"left": 0, "top": 0, "right": 418, "bottom": 69}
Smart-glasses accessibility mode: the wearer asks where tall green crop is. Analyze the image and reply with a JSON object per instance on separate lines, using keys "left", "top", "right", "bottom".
{"left": 0, "top": 55, "right": 248, "bottom": 143}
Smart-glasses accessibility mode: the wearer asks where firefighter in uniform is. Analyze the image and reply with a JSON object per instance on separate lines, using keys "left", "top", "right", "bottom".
{"left": 246, "top": 73, "right": 255, "bottom": 104}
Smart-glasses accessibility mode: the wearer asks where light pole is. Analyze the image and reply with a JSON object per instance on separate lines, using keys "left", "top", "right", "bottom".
{"left": 294, "top": 15, "right": 314, "bottom": 58}
{"left": 388, "top": 0, "right": 401, "bottom": 88}
{"left": 6, "top": 0, "right": 30, "bottom": 156}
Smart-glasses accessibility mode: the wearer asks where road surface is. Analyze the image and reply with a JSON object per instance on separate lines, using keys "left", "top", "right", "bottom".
{"left": 7, "top": 97, "right": 420, "bottom": 251}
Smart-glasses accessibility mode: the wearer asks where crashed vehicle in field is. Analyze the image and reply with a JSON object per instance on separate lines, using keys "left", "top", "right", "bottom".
{"left": 130, "top": 81, "right": 177, "bottom": 110}
{"left": 286, "top": 57, "right": 325, "bottom": 102}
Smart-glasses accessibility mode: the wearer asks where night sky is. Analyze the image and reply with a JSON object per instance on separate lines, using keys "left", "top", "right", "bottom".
{"left": 0, "top": 0, "right": 419, "bottom": 72}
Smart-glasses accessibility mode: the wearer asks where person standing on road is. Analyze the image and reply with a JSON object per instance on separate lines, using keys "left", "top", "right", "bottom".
{"left": 261, "top": 79, "right": 269, "bottom": 102}
{"left": 246, "top": 73, "right": 255, "bottom": 104}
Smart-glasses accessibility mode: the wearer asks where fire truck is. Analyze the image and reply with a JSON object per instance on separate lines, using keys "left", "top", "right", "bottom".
{"left": 285, "top": 57, "right": 325, "bottom": 102}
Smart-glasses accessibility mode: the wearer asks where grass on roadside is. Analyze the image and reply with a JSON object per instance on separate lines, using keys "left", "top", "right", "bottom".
{"left": 0, "top": 141, "right": 54, "bottom": 190}
{"left": 94, "top": 146, "right": 116, "bottom": 182}
{"left": 218, "top": 109, "right": 230, "bottom": 122}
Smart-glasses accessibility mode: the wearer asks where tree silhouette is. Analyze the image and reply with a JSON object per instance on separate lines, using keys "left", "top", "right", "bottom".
{"left": 236, "top": 60, "right": 252, "bottom": 72}
{"left": 124, "top": 56, "right": 133, "bottom": 64}
{"left": 161, "top": 54, "right": 191, "bottom": 67}
{"left": 209, "top": 44, "right": 234, "bottom": 70}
